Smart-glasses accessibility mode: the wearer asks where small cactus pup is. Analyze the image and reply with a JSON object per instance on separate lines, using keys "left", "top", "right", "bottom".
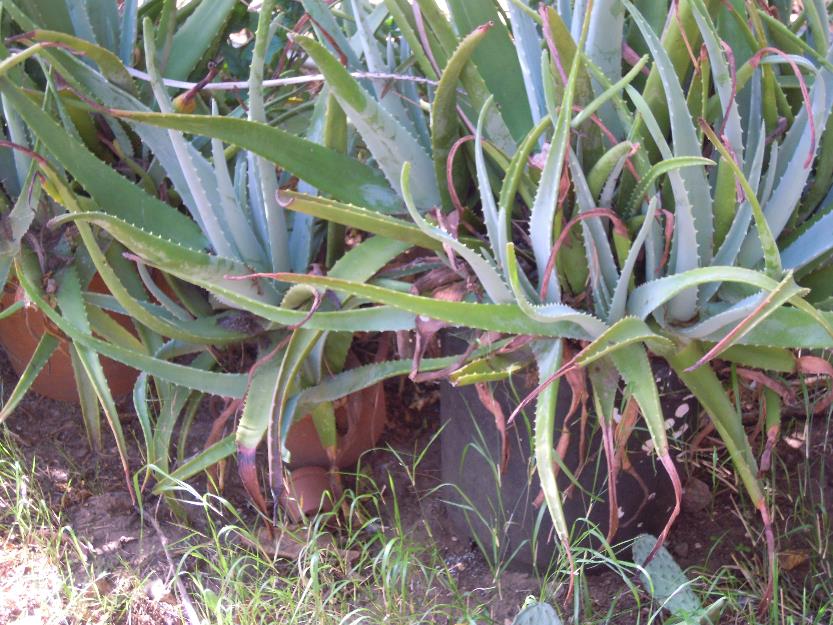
{"left": 511, "top": 598, "right": 563, "bottom": 625}
{"left": 632, "top": 533, "right": 726, "bottom": 624}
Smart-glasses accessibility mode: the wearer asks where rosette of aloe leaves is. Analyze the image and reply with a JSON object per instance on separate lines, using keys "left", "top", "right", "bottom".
{"left": 0, "top": 0, "right": 476, "bottom": 518}
{"left": 262, "top": 0, "right": 833, "bottom": 609}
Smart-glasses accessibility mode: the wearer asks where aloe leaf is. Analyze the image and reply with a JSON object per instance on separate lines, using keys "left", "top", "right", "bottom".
{"left": 72, "top": 345, "right": 102, "bottom": 450}
{"left": 498, "top": 116, "right": 552, "bottom": 215}
{"left": 706, "top": 122, "right": 767, "bottom": 301}
{"left": 446, "top": 0, "right": 533, "bottom": 140}
{"left": 44, "top": 180, "right": 254, "bottom": 343}
{"left": 506, "top": 243, "right": 608, "bottom": 337}
{"left": 248, "top": 0, "right": 289, "bottom": 274}
{"left": 625, "top": 157, "right": 715, "bottom": 218}
{"left": 55, "top": 212, "right": 418, "bottom": 332}
{"left": 573, "top": 317, "right": 672, "bottom": 367}
{"left": 11, "top": 30, "right": 134, "bottom": 92}
{"left": 700, "top": 122, "right": 782, "bottom": 278}
{"left": 142, "top": 23, "right": 237, "bottom": 262}
{"left": 686, "top": 272, "right": 809, "bottom": 366}
{"left": 629, "top": 266, "right": 785, "bottom": 320}
{"left": 624, "top": 0, "right": 713, "bottom": 266}
{"left": 608, "top": 197, "right": 658, "bottom": 322}
{"left": 5, "top": 0, "right": 73, "bottom": 33}
{"left": 401, "top": 162, "right": 513, "bottom": 304}
{"left": 507, "top": 0, "right": 546, "bottom": 126}
{"left": 531, "top": 340, "right": 572, "bottom": 584}
{"left": 274, "top": 270, "right": 593, "bottom": 339}
{"left": 300, "top": 0, "right": 362, "bottom": 70}
{"left": 664, "top": 340, "right": 763, "bottom": 506}
{"left": 741, "top": 69, "right": 832, "bottom": 265}
{"left": 529, "top": 7, "right": 590, "bottom": 302}
{"left": 568, "top": 153, "right": 619, "bottom": 315}
{"left": 689, "top": 0, "right": 743, "bottom": 155}
{"left": 350, "top": 0, "right": 414, "bottom": 134}
{"left": 0, "top": 79, "right": 207, "bottom": 249}
{"left": 431, "top": 22, "right": 492, "bottom": 212}
{"left": 295, "top": 35, "right": 438, "bottom": 211}
{"left": 165, "top": 0, "right": 236, "bottom": 80}
{"left": 119, "top": 0, "right": 138, "bottom": 66}
{"left": 474, "top": 97, "right": 509, "bottom": 279}
{"left": 781, "top": 211, "right": 833, "bottom": 270}
{"left": 15, "top": 253, "right": 248, "bottom": 398}
{"left": 109, "top": 109, "right": 400, "bottom": 214}
{"left": 585, "top": 0, "right": 626, "bottom": 136}
{"left": 210, "top": 104, "right": 267, "bottom": 269}
{"left": 0, "top": 333, "right": 58, "bottom": 424}
{"left": 279, "top": 191, "right": 443, "bottom": 252}
{"left": 56, "top": 265, "right": 133, "bottom": 497}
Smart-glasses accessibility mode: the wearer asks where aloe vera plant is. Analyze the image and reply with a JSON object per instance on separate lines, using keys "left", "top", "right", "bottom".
{"left": 259, "top": 0, "right": 833, "bottom": 609}
{"left": 4, "top": 2, "right": 833, "bottom": 614}
{"left": 0, "top": 0, "right": 489, "bottom": 521}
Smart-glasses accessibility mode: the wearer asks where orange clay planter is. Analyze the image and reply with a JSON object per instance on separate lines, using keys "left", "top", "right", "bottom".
{"left": 285, "top": 381, "right": 387, "bottom": 470}
{"left": 0, "top": 275, "right": 138, "bottom": 403}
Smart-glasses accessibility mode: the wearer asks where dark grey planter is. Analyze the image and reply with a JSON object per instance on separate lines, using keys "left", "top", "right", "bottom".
{"left": 440, "top": 334, "right": 692, "bottom": 572}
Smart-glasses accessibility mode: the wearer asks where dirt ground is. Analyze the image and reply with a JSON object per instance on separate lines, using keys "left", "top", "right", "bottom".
{"left": 1, "top": 356, "right": 831, "bottom": 624}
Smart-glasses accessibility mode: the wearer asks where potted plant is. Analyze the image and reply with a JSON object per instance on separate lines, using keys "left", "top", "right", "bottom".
{"left": 0, "top": 0, "right": 452, "bottom": 521}
{"left": 270, "top": 0, "right": 833, "bottom": 611}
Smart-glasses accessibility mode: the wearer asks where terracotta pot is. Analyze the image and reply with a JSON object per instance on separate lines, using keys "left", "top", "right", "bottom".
{"left": 284, "top": 381, "right": 387, "bottom": 469}
{"left": 0, "top": 275, "right": 139, "bottom": 403}
{"left": 281, "top": 466, "right": 342, "bottom": 522}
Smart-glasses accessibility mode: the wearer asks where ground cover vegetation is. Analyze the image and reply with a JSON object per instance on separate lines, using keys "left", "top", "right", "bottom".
{"left": 1, "top": 0, "right": 832, "bottom": 622}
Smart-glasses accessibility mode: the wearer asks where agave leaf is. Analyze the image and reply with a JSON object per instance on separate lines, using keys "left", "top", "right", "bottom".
{"left": 295, "top": 34, "right": 439, "bottom": 211}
